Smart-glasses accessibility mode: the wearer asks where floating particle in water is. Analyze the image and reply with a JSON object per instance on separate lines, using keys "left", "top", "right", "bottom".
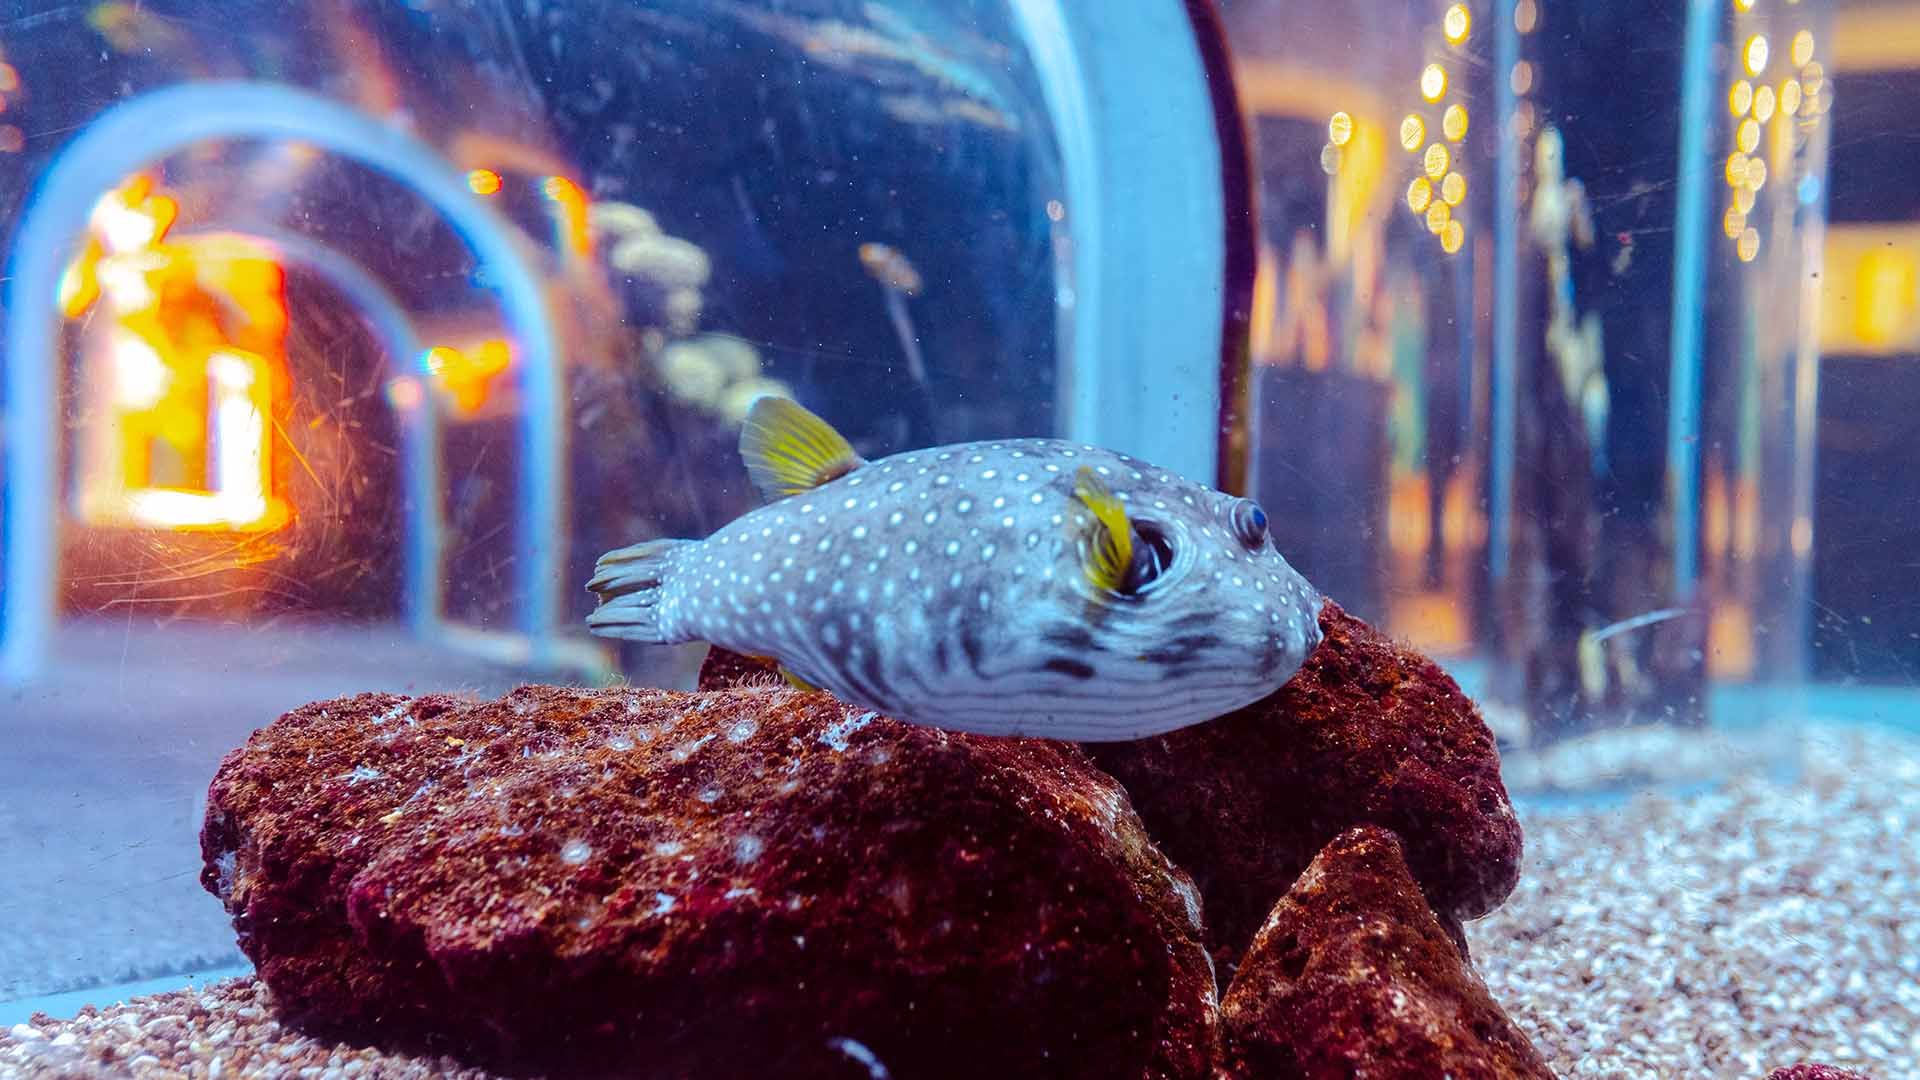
{"left": 560, "top": 839, "right": 592, "bottom": 865}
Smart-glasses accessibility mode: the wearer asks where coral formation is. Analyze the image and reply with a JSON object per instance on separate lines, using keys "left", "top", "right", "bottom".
{"left": 1216, "top": 825, "right": 1555, "bottom": 1080}
{"left": 200, "top": 685, "right": 1215, "bottom": 1078}
{"left": 1088, "top": 599, "right": 1523, "bottom": 969}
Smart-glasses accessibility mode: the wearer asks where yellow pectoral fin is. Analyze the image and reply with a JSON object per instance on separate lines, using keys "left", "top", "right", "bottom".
{"left": 739, "top": 396, "right": 866, "bottom": 502}
{"left": 1072, "top": 465, "right": 1133, "bottom": 593}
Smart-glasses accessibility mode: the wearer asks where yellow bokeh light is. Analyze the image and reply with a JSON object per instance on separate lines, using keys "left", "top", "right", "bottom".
{"left": 1427, "top": 200, "right": 1452, "bottom": 235}
{"left": 1730, "top": 80, "right": 1753, "bottom": 116}
{"left": 1726, "top": 152, "right": 1750, "bottom": 187}
{"left": 1733, "top": 185, "right": 1756, "bottom": 214}
{"left": 1791, "top": 30, "right": 1814, "bottom": 67}
{"left": 1754, "top": 84, "right": 1776, "bottom": 122}
{"left": 1511, "top": 101, "right": 1536, "bottom": 138}
{"left": 1441, "top": 171, "right": 1467, "bottom": 206}
{"left": 1737, "top": 227, "right": 1760, "bottom": 262}
{"left": 1397, "top": 114, "right": 1428, "bottom": 152}
{"left": 1724, "top": 205, "right": 1746, "bottom": 239}
{"left": 1320, "top": 143, "right": 1341, "bottom": 175}
{"left": 1780, "top": 79, "right": 1802, "bottom": 116}
{"left": 1737, "top": 118, "right": 1760, "bottom": 154}
{"left": 1746, "top": 155, "right": 1767, "bottom": 190}
{"left": 1400, "top": 114, "right": 1427, "bottom": 152}
{"left": 466, "top": 169, "right": 502, "bottom": 196}
{"left": 1443, "top": 104, "right": 1470, "bottom": 141}
{"left": 1408, "top": 176, "right": 1434, "bottom": 214}
{"left": 1424, "top": 142, "right": 1451, "bottom": 179}
{"left": 1515, "top": 0, "right": 1539, "bottom": 33}
{"left": 1421, "top": 64, "right": 1448, "bottom": 102}
{"left": 1329, "top": 111, "right": 1354, "bottom": 147}
{"left": 1443, "top": 3, "right": 1471, "bottom": 44}
{"left": 1441, "top": 219, "right": 1466, "bottom": 254}
{"left": 1734, "top": 0, "right": 1753, "bottom": 9}
{"left": 1512, "top": 62, "right": 1535, "bottom": 95}
{"left": 1745, "top": 35, "right": 1769, "bottom": 76}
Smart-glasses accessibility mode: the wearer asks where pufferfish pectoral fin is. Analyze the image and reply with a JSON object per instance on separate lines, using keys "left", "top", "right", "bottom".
{"left": 739, "top": 396, "right": 867, "bottom": 502}
{"left": 1072, "top": 465, "right": 1135, "bottom": 594}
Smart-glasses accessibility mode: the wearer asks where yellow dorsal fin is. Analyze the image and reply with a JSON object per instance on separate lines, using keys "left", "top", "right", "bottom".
{"left": 739, "top": 396, "right": 865, "bottom": 502}
{"left": 1072, "top": 465, "right": 1134, "bottom": 593}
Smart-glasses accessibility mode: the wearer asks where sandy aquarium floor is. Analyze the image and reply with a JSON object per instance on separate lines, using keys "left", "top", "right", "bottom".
{"left": 2, "top": 721, "right": 1916, "bottom": 1079}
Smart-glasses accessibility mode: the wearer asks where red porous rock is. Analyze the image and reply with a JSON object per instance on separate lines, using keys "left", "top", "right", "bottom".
{"left": 201, "top": 685, "right": 1216, "bottom": 1079}
{"left": 1087, "top": 598, "right": 1522, "bottom": 969}
{"left": 695, "top": 641, "right": 783, "bottom": 690}
{"left": 1216, "top": 825, "right": 1554, "bottom": 1080}
{"left": 1764, "top": 1066, "right": 1877, "bottom": 1080}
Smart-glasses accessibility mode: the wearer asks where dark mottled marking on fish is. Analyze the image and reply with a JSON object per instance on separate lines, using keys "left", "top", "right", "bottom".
{"left": 1041, "top": 657, "right": 1098, "bottom": 680}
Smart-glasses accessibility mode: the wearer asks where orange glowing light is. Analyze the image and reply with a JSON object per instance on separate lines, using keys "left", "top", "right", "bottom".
{"left": 65, "top": 176, "right": 293, "bottom": 533}
{"left": 542, "top": 175, "right": 593, "bottom": 257}
{"left": 425, "top": 339, "right": 514, "bottom": 414}
{"left": 0, "top": 63, "right": 18, "bottom": 93}
{"left": 467, "top": 168, "right": 503, "bottom": 196}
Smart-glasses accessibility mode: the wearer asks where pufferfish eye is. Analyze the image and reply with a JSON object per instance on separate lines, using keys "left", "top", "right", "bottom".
{"left": 1230, "top": 499, "right": 1269, "bottom": 550}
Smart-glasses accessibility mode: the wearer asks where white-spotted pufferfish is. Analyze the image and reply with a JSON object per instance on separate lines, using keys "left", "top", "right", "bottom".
{"left": 587, "top": 397, "right": 1322, "bottom": 740}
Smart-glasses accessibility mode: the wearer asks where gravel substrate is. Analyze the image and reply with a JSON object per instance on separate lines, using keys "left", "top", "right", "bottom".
{"left": 2, "top": 724, "right": 1914, "bottom": 1080}
{"left": 1471, "top": 724, "right": 1920, "bottom": 1078}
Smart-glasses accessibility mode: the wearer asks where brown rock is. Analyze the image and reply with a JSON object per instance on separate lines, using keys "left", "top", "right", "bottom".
{"left": 1216, "top": 825, "right": 1553, "bottom": 1080}
{"left": 201, "top": 685, "right": 1216, "bottom": 1078}
{"left": 696, "top": 642, "right": 781, "bottom": 689}
{"left": 1764, "top": 1066, "right": 1877, "bottom": 1080}
{"left": 1088, "top": 599, "right": 1521, "bottom": 969}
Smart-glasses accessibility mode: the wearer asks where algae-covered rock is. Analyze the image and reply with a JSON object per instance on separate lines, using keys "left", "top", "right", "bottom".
{"left": 1216, "top": 825, "right": 1554, "bottom": 1080}
{"left": 201, "top": 685, "right": 1215, "bottom": 1078}
{"left": 1764, "top": 1066, "right": 1877, "bottom": 1080}
{"left": 1088, "top": 599, "right": 1522, "bottom": 969}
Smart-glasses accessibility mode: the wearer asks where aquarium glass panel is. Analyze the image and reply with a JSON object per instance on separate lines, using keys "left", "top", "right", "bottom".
{"left": 0, "top": 0, "right": 1068, "bottom": 1008}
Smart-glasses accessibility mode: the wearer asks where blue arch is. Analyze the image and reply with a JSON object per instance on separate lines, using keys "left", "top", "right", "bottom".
{"left": 1, "top": 81, "right": 565, "bottom": 681}
{"left": 178, "top": 228, "right": 447, "bottom": 639}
